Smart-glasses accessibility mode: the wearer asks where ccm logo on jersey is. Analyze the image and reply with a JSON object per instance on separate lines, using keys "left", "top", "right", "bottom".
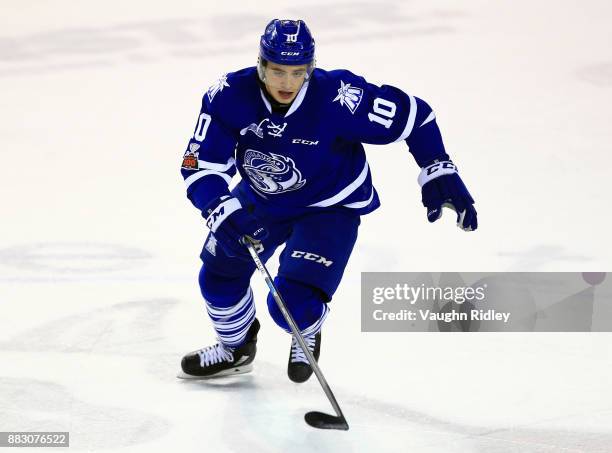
{"left": 291, "top": 250, "right": 333, "bottom": 267}
{"left": 292, "top": 139, "right": 319, "bottom": 145}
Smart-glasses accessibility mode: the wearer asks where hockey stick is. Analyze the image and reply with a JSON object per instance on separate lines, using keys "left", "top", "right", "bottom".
{"left": 242, "top": 238, "right": 349, "bottom": 431}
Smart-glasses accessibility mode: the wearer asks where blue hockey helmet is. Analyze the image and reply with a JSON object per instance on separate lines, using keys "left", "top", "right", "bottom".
{"left": 258, "top": 19, "right": 315, "bottom": 74}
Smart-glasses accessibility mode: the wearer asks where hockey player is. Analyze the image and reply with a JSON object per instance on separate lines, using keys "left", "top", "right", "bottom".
{"left": 179, "top": 19, "right": 477, "bottom": 382}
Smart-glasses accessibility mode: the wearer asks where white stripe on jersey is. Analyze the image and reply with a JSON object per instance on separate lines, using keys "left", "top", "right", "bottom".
{"left": 420, "top": 111, "right": 436, "bottom": 127}
{"left": 308, "top": 160, "right": 369, "bottom": 208}
{"left": 184, "top": 170, "right": 232, "bottom": 190}
{"left": 343, "top": 187, "right": 374, "bottom": 209}
{"left": 197, "top": 158, "right": 235, "bottom": 172}
{"left": 260, "top": 90, "right": 272, "bottom": 113}
{"left": 394, "top": 94, "right": 417, "bottom": 142}
{"left": 285, "top": 81, "right": 310, "bottom": 117}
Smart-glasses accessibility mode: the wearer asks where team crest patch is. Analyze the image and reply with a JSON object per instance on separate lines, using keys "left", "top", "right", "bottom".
{"left": 243, "top": 149, "right": 306, "bottom": 195}
{"left": 240, "top": 118, "right": 288, "bottom": 138}
{"left": 207, "top": 73, "right": 230, "bottom": 103}
{"left": 267, "top": 121, "right": 287, "bottom": 138}
{"left": 333, "top": 80, "right": 363, "bottom": 114}
{"left": 240, "top": 118, "right": 269, "bottom": 138}
{"left": 182, "top": 143, "right": 200, "bottom": 170}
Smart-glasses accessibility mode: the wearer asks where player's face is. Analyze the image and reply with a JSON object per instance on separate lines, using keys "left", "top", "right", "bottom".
{"left": 264, "top": 63, "right": 308, "bottom": 104}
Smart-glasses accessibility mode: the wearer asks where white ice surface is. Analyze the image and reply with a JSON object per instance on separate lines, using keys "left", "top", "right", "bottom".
{"left": 1, "top": 1, "right": 612, "bottom": 451}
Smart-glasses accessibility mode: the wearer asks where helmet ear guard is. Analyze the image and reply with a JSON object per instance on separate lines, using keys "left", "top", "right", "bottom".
{"left": 257, "top": 56, "right": 266, "bottom": 82}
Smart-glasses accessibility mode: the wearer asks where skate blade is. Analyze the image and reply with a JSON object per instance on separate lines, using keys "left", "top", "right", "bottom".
{"left": 176, "top": 363, "right": 253, "bottom": 380}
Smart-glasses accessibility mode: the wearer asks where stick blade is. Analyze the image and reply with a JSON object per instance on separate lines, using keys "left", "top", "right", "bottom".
{"left": 304, "top": 411, "right": 349, "bottom": 430}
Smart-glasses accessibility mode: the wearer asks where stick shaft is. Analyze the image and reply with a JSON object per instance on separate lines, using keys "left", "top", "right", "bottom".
{"left": 245, "top": 241, "right": 347, "bottom": 421}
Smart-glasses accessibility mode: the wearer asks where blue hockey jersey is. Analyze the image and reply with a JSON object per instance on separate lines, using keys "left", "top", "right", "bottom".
{"left": 180, "top": 67, "right": 449, "bottom": 217}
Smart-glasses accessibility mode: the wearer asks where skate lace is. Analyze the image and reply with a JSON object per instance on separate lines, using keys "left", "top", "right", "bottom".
{"left": 290, "top": 335, "right": 316, "bottom": 364}
{"left": 197, "top": 342, "right": 234, "bottom": 367}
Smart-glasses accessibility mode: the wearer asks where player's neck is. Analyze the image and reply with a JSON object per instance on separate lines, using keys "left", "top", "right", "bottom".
{"left": 258, "top": 79, "right": 292, "bottom": 115}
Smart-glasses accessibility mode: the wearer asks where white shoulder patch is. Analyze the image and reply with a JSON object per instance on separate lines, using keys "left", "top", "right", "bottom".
{"left": 207, "top": 73, "right": 230, "bottom": 103}
{"left": 332, "top": 80, "right": 364, "bottom": 114}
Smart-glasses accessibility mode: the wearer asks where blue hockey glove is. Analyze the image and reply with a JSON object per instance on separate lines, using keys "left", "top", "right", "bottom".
{"left": 203, "top": 196, "right": 268, "bottom": 259}
{"left": 418, "top": 161, "right": 478, "bottom": 231}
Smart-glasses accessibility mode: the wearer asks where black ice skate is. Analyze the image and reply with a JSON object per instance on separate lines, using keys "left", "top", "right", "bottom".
{"left": 178, "top": 318, "right": 260, "bottom": 379}
{"left": 287, "top": 331, "right": 321, "bottom": 383}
